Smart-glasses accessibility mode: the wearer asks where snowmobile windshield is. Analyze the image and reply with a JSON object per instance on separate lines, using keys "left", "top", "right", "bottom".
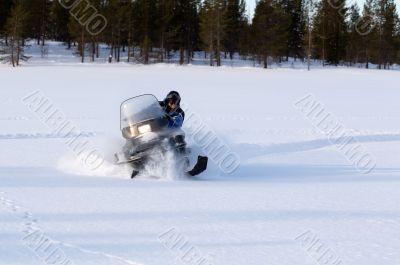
{"left": 120, "top": 94, "right": 164, "bottom": 130}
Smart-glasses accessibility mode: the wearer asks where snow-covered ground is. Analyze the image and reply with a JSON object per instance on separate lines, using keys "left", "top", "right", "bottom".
{"left": 1, "top": 42, "right": 400, "bottom": 265}
{"left": 21, "top": 40, "right": 400, "bottom": 70}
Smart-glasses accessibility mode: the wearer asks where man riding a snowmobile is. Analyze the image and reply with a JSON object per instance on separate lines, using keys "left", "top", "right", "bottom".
{"left": 159, "top": 91, "right": 186, "bottom": 153}
{"left": 114, "top": 92, "right": 208, "bottom": 179}
{"left": 159, "top": 91, "right": 185, "bottom": 129}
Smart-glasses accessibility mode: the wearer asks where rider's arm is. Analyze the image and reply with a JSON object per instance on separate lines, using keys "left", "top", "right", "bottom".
{"left": 169, "top": 112, "right": 184, "bottom": 128}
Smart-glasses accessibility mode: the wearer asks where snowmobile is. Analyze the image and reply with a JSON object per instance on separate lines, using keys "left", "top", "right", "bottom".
{"left": 114, "top": 94, "right": 208, "bottom": 178}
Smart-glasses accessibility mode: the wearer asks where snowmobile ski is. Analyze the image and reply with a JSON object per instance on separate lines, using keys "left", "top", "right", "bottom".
{"left": 187, "top": 156, "right": 208, "bottom": 176}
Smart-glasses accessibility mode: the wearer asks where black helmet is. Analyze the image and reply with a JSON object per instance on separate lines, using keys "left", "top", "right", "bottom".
{"left": 165, "top": 91, "right": 181, "bottom": 105}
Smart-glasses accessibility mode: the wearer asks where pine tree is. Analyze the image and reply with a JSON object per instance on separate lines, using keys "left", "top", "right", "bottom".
{"left": 312, "top": 1, "right": 327, "bottom": 63}
{"left": 157, "top": 0, "right": 175, "bottom": 62}
{"left": 170, "top": 0, "right": 200, "bottom": 64}
{"left": 0, "top": 0, "right": 14, "bottom": 41}
{"left": 23, "top": 0, "right": 51, "bottom": 45}
{"left": 373, "top": 0, "right": 399, "bottom": 69}
{"left": 68, "top": 0, "right": 92, "bottom": 63}
{"left": 284, "top": 0, "right": 306, "bottom": 60}
{"left": 200, "top": 0, "right": 227, "bottom": 66}
{"left": 68, "top": 17, "right": 87, "bottom": 63}
{"left": 346, "top": 4, "right": 363, "bottom": 65}
{"left": 313, "top": 0, "right": 347, "bottom": 65}
{"left": 113, "top": 1, "right": 131, "bottom": 62}
{"left": 49, "top": 0, "right": 71, "bottom": 46}
{"left": 1, "top": 1, "right": 29, "bottom": 67}
{"left": 238, "top": 16, "right": 251, "bottom": 57}
{"left": 359, "top": 0, "right": 377, "bottom": 68}
{"left": 251, "top": 0, "right": 288, "bottom": 68}
{"left": 199, "top": 0, "right": 214, "bottom": 65}
{"left": 224, "top": 0, "right": 247, "bottom": 59}
{"left": 304, "top": 0, "right": 315, "bottom": 70}
{"left": 134, "top": 0, "right": 158, "bottom": 64}
{"left": 89, "top": 0, "right": 104, "bottom": 61}
{"left": 124, "top": 1, "right": 135, "bottom": 62}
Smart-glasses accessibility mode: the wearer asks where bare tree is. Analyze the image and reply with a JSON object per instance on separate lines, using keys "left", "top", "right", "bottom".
{"left": 305, "top": 0, "right": 314, "bottom": 71}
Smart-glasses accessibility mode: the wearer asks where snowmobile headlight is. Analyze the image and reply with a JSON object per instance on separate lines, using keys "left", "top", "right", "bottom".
{"left": 138, "top": 124, "right": 151, "bottom": 134}
{"left": 129, "top": 126, "right": 136, "bottom": 137}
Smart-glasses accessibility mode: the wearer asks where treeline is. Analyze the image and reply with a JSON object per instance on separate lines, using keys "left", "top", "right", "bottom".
{"left": 0, "top": 0, "right": 399, "bottom": 68}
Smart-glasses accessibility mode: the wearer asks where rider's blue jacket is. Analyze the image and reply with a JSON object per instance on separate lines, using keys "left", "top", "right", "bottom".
{"left": 159, "top": 101, "right": 185, "bottom": 128}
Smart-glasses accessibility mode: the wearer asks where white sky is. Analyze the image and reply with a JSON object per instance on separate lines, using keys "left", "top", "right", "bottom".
{"left": 246, "top": 0, "right": 400, "bottom": 19}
